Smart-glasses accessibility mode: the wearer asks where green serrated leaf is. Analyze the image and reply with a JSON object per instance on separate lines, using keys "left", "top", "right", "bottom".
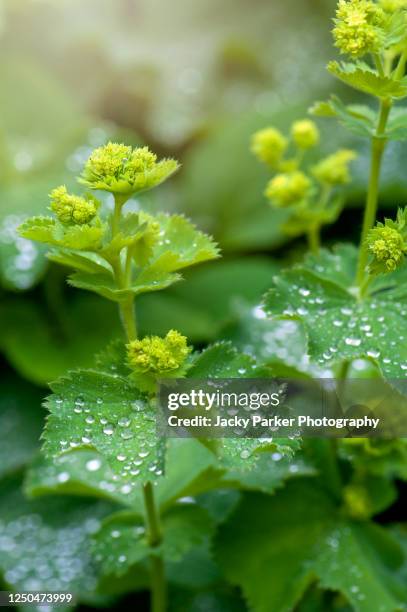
{"left": 328, "top": 61, "right": 407, "bottom": 99}
{"left": 221, "top": 453, "right": 315, "bottom": 494}
{"left": 43, "top": 369, "right": 165, "bottom": 488}
{"left": 187, "top": 342, "right": 257, "bottom": 378}
{"left": 216, "top": 480, "right": 407, "bottom": 612}
{"left": 263, "top": 245, "right": 407, "bottom": 379}
{"left": 19, "top": 216, "right": 107, "bottom": 251}
{"left": 24, "top": 450, "right": 142, "bottom": 508}
{"left": 100, "top": 213, "right": 147, "bottom": 259}
{"left": 18, "top": 216, "right": 58, "bottom": 244}
{"left": 48, "top": 250, "right": 110, "bottom": 274}
{"left": 221, "top": 304, "right": 313, "bottom": 374}
{"left": 25, "top": 438, "right": 217, "bottom": 511}
{"left": 68, "top": 269, "right": 181, "bottom": 302}
{"left": 0, "top": 475, "right": 114, "bottom": 602}
{"left": 147, "top": 213, "right": 220, "bottom": 273}
{"left": 92, "top": 504, "right": 214, "bottom": 577}
{"left": 219, "top": 437, "right": 298, "bottom": 472}
{"left": 60, "top": 221, "right": 107, "bottom": 251}
{"left": 310, "top": 96, "right": 376, "bottom": 137}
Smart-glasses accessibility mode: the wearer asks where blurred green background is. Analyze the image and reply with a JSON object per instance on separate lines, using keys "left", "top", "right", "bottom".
{"left": 1, "top": 0, "right": 406, "bottom": 387}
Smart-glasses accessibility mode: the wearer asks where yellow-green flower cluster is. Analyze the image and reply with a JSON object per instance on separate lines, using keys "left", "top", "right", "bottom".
{"left": 333, "top": 0, "right": 386, "bottom": 58}
{"left": 291, "top": 120, "right": 320, "bottom": 149}
{"left": 80, "top": 142, "right": 179, "bottom": 197}
{"left": 367, "top": 225, "right": 406, "bottom": 273}
{"left": 127, "top": 330, "right": 191, "bottom": 375}
{"left": 312, "top": 149, "right": 357, "bottom": 185}
{"left": 343, "top": 484, "right": 371, "bottom": 519}
{"left": 250, "top": 127, "right": 288, "bottom": 168}
{"left": 265, "top": 171, "right": 311, "bottom": 207}
{"left": 49, "top": 186, "right": 99, "bottom": 225}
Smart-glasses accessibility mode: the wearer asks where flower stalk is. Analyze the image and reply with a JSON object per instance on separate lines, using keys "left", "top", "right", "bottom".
{"left": 356, "top": 97, "right": 392, "bottom": 286}
{"left": 109, "top": 200, "right": 166, "bottom": 611}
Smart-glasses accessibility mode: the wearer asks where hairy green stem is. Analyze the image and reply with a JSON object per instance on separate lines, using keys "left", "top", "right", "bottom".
{"left": 119, "top": 297, "right": 137, "bottom": 341}
{"left": 355, "top": 97, "right": 391, "bottom": 286}
{"left": 112, "top": 195, "right": 124, "bottom": 236}
{"left": 110, "top": 201, "right": 166, "bottom": 612}
{"left": 144, "top": 480, "right": 166, "bottom": 612}
{"left": 307, "top": 225, "right": 320, "bottom": 254}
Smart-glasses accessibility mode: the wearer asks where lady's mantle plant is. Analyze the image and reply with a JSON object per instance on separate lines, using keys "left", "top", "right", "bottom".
{"left": 19, "top": 142, "right": 296, "bottom": 611}
{"left": 252, "top": 0, "right": 407, "bottom": 380}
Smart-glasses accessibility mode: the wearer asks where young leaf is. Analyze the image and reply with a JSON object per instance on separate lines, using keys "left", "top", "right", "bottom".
{"left": 216, "top": 481, "right": 407, "bottom": 612}
{"left": 310, "top": 96, "right": 376, "bottom": 137}
{"left": 263, "top": 245, "right": 407, "bottom": 379}
{"left": 92, "top": 504, "right": 214, "bottom": 577}
{"left": 327, "top": 61, "right": 407, "bottom": 99}
{"left": 18, "top": 216, "right": 58, "bottom": 244}
{"left": 48, "top": 250, "right": 111, "bottom": 275}
{"left": 43, "top": 370, "right": 166, "bottom": 489}
{"left": 19, "top": 216, "right": 107, "bottom": 251}
{"left": 187, "top": 342, "right": 257, "bottom": 378}
{"left": 68, "top": 269, "right": 181, "bottom": 302}
{"left": 142, "top": 213, "right": 220, "bottom": 273}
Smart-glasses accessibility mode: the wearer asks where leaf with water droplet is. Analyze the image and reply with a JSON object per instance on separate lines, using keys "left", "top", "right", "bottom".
{"left": 221, "top": 453, "right": 315, "bottom": 494}
{"left": 0, "top": 474, "right": 113, "bottom": 603}
{"left": 219, "top": 437, "right": 299, "bottom": 472}
{"left": 216, "top": 479, "right": 407, "bottom": 612}
{"left": 43, "top": 369, "right": 166, "bottom": 486}
{"left": 264, "top": 245, "right": 407, "bottom": 380}
{"left": 221, "top": 303, "right": 322, "bottom": 376}
{"left": 26, "top": 438, "right": 218, "bottom": 513}
{"left": 187, "top": 342, "right": 257, "bottom": 378}
{"left": 144, "top": 213, "right": 220, "bottom": 273}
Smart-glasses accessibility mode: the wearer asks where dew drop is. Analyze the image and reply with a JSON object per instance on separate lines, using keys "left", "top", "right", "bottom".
{"left": 86, "top": 459, "right": 101, "bottom": 472}
{"left": 345, "top": 337, "right": 361, "bottom": 347}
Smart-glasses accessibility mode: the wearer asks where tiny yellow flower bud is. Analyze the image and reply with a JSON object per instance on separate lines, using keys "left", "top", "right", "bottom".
{"left": 127, "top": 330, "right": 191, "bottom": 375}
{"left": 80, "top": 142, "right": 179, "bottom": 196}
{"left": 333, "top": 0, "right": 386, "bottom": 58}
{"left": 291, "top": 119, "right": 320, "bottom": 149}
{"left": 265, "top": 171, "right": 311, "bottom": 207}
{"left": 312, "top": 149, "right": 357, "bottom": 185}
{"left": 251, "top": 127, "right": 288, "bottom": 168}
{"left": 367, "top": 225, "right": 406, "bottom": 273}
{"left": 49, "top": 186, "right": 99, "bottom": 225}
{"left": 344, "top": 485, "right": 371, "bottom": 519}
